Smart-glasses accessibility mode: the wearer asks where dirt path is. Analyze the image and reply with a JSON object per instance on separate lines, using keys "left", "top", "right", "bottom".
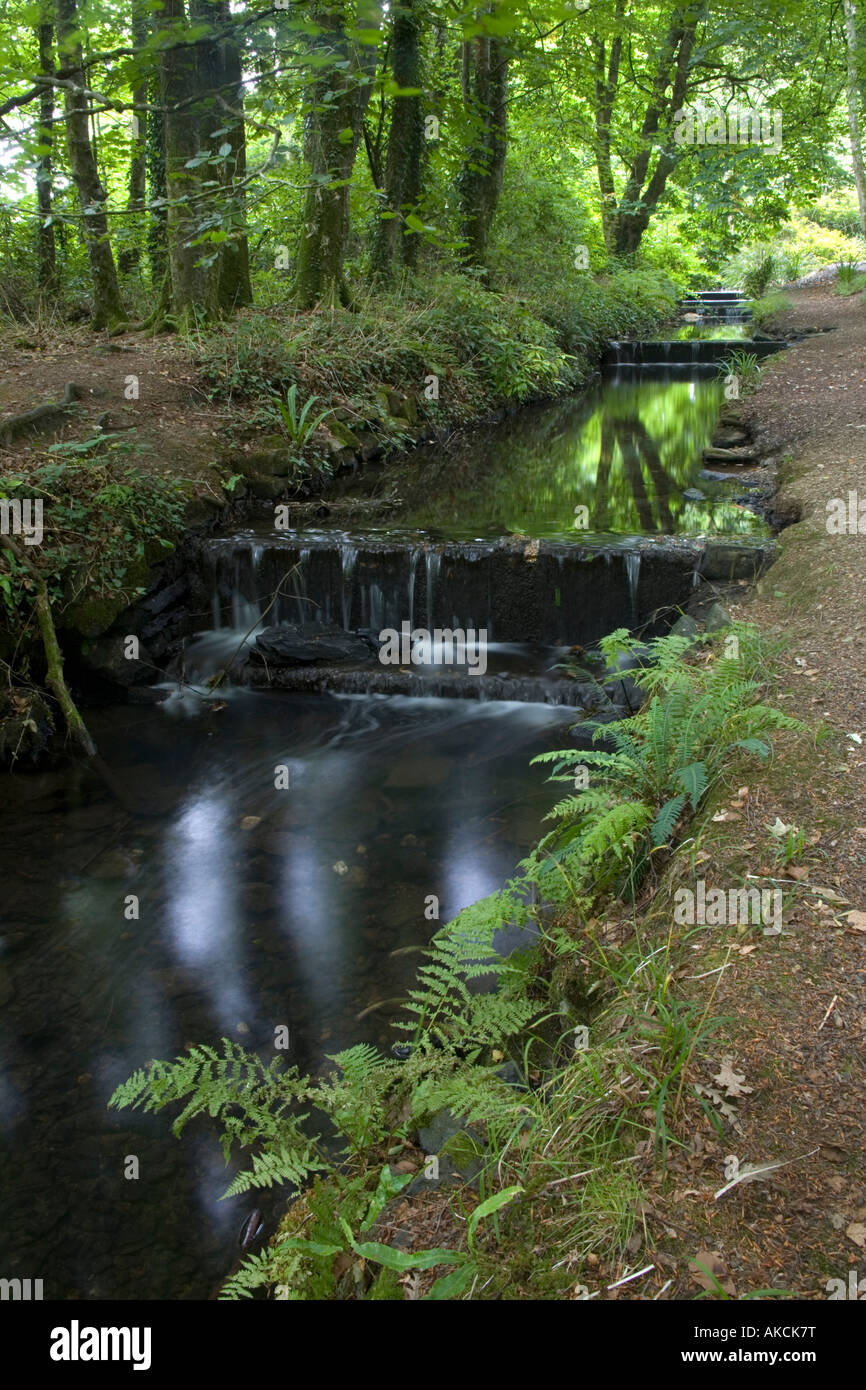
{"left": 643, "top": 284, "right": 866, "bottom": 1300}
{"left": 0, "top": 323, "right": 231, "bottom": 482}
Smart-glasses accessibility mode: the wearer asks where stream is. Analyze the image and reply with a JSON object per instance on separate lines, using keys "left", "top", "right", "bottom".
{"left": 0, "top": 351, "right": 776, "bottom": 1299}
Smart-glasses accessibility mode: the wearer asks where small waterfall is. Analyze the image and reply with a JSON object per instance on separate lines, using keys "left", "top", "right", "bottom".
{"left": 230, "top": 552, "right": 262, "bottom": 632}
{"left": 425, "top": 550, "right": 442, "bottom": 626}
{"left": 285, "top": 548, "right": 311, "bottom": 624}
{"left": 368, "top": 582, "right": 384, "bottom": 634}
{"left": 341, "top": 543, "right": 358, "bottom": 631}
{"left": 408, "top": 548, "right": 419, "bottom": 630}
{"left": 625, "top": 552, "right": 641, "bottom": 618}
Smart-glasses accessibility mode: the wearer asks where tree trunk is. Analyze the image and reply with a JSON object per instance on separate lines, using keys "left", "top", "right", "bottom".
{"left": 36, "top": 19, "right": 57, "bottom": 292}
{"left": 592, "top": 17, "right": 622, "bottom": 254}
{"left": 457, "top": 17, "right": 508, "bottom": 272}
{"left": 146, "top": 92, "right": 167, "bottom": 286}
{"left": 369, "top": 0, "right": 424, "bottom": 281}
{"left": 844, "top": 0, "right": 866, "bottom": 239}
{"left": 189, "top": 0, "right": 253, "bottom": 310}
{"left": 160, "top": 0, "right": 219, "bottom": 327}
{"left": 119, "top": 0, "right": 148, "bottom": 274}
{"left": 294, "top": 4, "right": 381, "bottom": 310}
{"left": 610, "top": 6, "right": 700, "bottom": 258}
{"left": 54, "top": 0, "right": 124, "bottom": 327}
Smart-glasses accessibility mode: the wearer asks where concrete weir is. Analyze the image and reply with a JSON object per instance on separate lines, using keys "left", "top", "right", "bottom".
{"left": 194, "top": 531, "right": 776, "bottom": 652}
{"left": 605, "top": 338, "right": 788, "bottom": 368}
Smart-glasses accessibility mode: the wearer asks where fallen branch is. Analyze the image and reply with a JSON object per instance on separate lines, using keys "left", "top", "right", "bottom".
{"left": 0, "top": 534, "right": 144, "bottom": 812}
{"left": 0, "top": 531, "right": 95, "bottom": 756}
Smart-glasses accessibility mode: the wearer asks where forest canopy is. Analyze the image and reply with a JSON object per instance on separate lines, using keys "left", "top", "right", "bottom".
{"left": 0, "top": 0, "right": 863, "bottom": 332}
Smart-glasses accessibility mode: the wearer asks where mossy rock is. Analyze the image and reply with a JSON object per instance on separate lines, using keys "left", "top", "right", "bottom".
{"left": 63, "top": 548, "right": 159, "bottom": 638}
{"left": 328, "top": 419, "right": 362, "bottom": 450}
{"left": 245, "top": 448, "right": 296, "bottom": 477}
{"left": 245, "top": 472, "right": 286, "bottom": 500}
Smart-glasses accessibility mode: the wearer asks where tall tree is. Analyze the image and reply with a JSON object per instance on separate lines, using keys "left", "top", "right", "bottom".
{"left": 294, "top": 2, "right": 382, "bottom": 309}
{"left": 457, "top": 8, "right": 508, "bottom": 271}
{"left": 54, "top": 0, "right": 124, "bottom": 326}
{"left": 191, "top": 0, "right": 252, "bottom": 310}
{"left": 160, "top": 0, "right": 219, "bottom": 326}
{"left": 119, "top": 0, "right": 148, "bottom": 274}
{"left": 844, "top": 0, "right": 866, "bottom": 237}
{"left": 601, "top": 3, "right": 704, "bottom": 256}
{"left": 369, "top": 0, "right": 424, "bottom": 281}
{"left": 35, "top": 16, "right": 56, "bottom": 292}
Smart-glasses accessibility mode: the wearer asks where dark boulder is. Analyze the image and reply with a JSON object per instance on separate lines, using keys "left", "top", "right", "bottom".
{"left": 251, "top": 622, "right": 376, "bottom": 667}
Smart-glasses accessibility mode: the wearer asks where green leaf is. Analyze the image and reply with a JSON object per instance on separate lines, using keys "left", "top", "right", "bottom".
{"left": 467, "top": 1185, "right": 523, "bottom": 1246}
{"left": 360, "top": 1165, "right": 414, "bottom": 1232}
{"left": 275, "top": 1238, "right": 345, "bottom": 1259}
{"left": 423, "top": 1264, "right": 476, "bottom": 1300}
{"left": 350, "top": 1241, "right": 467, "bottom": 1272}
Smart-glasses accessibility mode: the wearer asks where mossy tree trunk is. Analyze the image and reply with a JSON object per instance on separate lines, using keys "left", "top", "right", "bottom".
{"left": 294, "top": 3, "right": 381, "bottom": 310}
{"left": 369, "top": 0, "right": 424, "bottom": 282}
{"left": 36, "top": 16, "right": 57, "bottom": 292}
{"left": 119, "top": 0, "right": 148, "bottom": 275}
{"left": 160, "top": 0, "right": 219, "bottom": 328}
{"left": 54, "top": 0, "right": 125, "bottom": 328}
{"left": 146, "top": 85, "right": 167, "bottom": 286}
{"left": 191, "top": 0, "right": 253, "bottom": 312}
{"left": 457, "top": 13, "right": 508, "bottom": 274}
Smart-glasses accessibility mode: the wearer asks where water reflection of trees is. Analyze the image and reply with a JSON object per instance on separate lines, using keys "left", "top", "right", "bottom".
{"left": 389, "top": 375, "right": 766, "bottom": 539}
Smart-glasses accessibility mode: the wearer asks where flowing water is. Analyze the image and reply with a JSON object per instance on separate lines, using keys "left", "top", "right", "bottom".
{"left": 0, "top": 357, "right": 776, "bottom": 1298}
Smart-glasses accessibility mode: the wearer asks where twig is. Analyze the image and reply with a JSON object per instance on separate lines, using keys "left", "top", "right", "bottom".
{"left": 817, "top": 994, "right": 839, "bottom": 1030}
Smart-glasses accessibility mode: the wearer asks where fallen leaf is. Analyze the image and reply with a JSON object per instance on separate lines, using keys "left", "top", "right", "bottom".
{"left": 785, "top": 866, "right": 809, "bottom": 881}
{"left": 713, "top": 1057, "right": 753, "bottom": 1098}
{"left": 694, "top": 1083, "right": 743, "bottom": 1132}
{"left": 846, "top": 1223, "right": 866, "bottom": 1249}
{"left": 767, "top": 817, "right": 793, "bottom": 838}
{"left": 811, "top": 886, "right": 848, "bottom": 903}
{"left": 845, "top": 911, "right": 866, "bottom": 931}
{"left": 690, "top": 1251, "right": 737, "bottom": 1297}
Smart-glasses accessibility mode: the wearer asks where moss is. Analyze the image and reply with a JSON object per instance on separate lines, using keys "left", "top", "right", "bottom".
{"left": 63, "top": 552, "right": 153, "bottom": 638}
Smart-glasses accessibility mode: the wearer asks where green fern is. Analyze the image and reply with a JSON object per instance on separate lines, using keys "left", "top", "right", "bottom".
{"left": 393, "top": 889, "right": 535, "bottom": 1048}
{"left": 529, "top": 624, "right": 803, "bottom": 901}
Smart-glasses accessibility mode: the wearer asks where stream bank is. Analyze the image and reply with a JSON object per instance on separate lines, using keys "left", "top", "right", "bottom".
{"left": 591, "top": 280, "right": 866, "bottom": 1299}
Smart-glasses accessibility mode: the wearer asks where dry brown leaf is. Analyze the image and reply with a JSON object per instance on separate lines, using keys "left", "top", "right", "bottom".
{"left": 846, "top": 1223, "right": 866, "bottom": 1249}
{"left": 713, "top": 1057, "right": 753, "bottom": 1098}
{"left": 690, "top": 1250, "right": 737, "bottom": 1297}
